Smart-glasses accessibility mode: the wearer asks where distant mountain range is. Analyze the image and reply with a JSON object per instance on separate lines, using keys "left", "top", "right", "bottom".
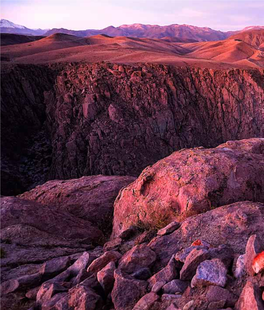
{"left": 1, "top": 19, "right": 264, "bottom": 42}
{"left": 0, "top": 19, "right": 47, "bottom": 35}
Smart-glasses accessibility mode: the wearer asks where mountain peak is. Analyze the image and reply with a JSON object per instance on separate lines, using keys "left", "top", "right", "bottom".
{"left": 0, "top": 19, "right": 26, "bottom": 29}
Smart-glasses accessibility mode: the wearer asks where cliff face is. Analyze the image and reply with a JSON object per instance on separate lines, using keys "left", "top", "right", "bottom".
{"left": 1, "top": 65, "right": 57, "bottom": 195}
{"left": 1, "top": 63, "right": 264, "bottom": 195}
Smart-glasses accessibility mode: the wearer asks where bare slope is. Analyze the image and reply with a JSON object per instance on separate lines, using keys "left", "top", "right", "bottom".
{"left": 1, "top": 30, "right": 264, "bottom": 68}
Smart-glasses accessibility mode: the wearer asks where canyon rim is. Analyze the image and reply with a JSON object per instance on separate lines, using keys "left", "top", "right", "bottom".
{"left": 1, "top": 1, "right": 264, "bottom": 310}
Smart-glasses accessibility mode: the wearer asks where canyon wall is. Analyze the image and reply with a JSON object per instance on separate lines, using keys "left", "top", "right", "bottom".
{"left": 1, "top": 63, "right": 264, "bottom": 195}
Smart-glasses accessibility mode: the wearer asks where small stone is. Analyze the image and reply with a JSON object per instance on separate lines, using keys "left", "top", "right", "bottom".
{"left": 166, "top": 305, "right": 180, "bottom": 310}
{"left": 0, "top": 273, "right": 42, "bottom": 295}
{"left": 87, "top": 251, "right": 121, "bottom": 274}
{"left": 206, "top": 286, "right": 237, "bottom": 307}
{"left": 180, "top": 248, "right": 210, "bottom": 280}
{"left": 68, "top": 285, "right": 103, "bottom": 310}
{"left": 182, "top": 300, "right": 194, "bottom": 310}
{"left": 132, "top": 267, "right": 152, "bottom": 280}
{"left": 151, "top": 281, "right": 166, "bottom": 293}
{"left": 25, "top": 286, "right": 40, "bottom": 300}
{"left": 41, "top": 292, "right": 68, "bottom": 310}
{"left": 148, "top": 255, "right": 178, "bottom": 288}
{"left": 233, "top": 254, "right": 245, "bottom": 278}
{"left": 161, "top": 294, "right": 182, "bottom": 303}
{"left": 97, "top": 261, "right": 115, "bottom": 293}
{"left": 119, "top": 226, "right": 139, "bottom": 240}
{"left": 119, "top": 244, "right": 156, "bottom": 274}
{"left": 111, "top": 269, "right": 148, "bottom": 310}
{"left": 175, "top": 246, "right": 206, "bottom": 263}
{"left": 134, "top": 230, "right": 156, "bottom": 245}
{"left": 207, "top": 300, "right": 226, "bottom": 310}
{"left": 245, "top": 235, "right": 262, "bottom": 276}
{"left": 103, "top": 238, "right": 122, "bottom": 251}
{"left": 157, "top": 221, "right": 180, "bottom": 236}
{"left": 0, "top": 279, "right": 19, "bottom": 295}
{"left": 132, "top": 292, "right": 159, "bottom": 310}
{"left": 191, "top": 259, "right": 227, "bottom": 288}
{"left": 36, "top": 282, "right": 67, "bottom": 303}
{"left": 39, "top": 256, "right": 71, "bottom": 277}
{"left": 72, "top": 268, "right": 89, "bottom": 286}
{"left": 236, "top": 279, "right": 264, "bottom": 310}
{"left": 69, "top": 252, "right": 92, "bottom": 275}
{"left": 162, "top": 279, "right": 188, "bottom": 294}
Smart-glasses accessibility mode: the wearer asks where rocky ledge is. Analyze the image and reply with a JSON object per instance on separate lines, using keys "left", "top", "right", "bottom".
{"left": 0, "top": 138, "right": 264, "bottom": 310}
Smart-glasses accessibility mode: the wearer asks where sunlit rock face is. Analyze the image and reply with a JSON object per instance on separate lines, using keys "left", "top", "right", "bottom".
{"left": 112, "top": 138, "right": 264, "bottom": 237}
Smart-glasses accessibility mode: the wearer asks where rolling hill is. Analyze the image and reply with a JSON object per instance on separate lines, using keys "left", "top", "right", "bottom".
{"left": 1, "top": 29, "right": 264, "bottom": 68}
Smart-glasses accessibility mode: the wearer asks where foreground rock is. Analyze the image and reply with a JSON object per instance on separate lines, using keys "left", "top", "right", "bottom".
{"left": 20, "top": 175, "right": 135, "bottom": 232}
{"left": 1, "top": 201, "right": 264, "bottom": 310}
{"left": 0, "top": 175, "right": 134, "bottom": 309}
{"left": 235, "top": 279, "right": 264, "bottom": 310}
{"left": 191, "top": 259, "right": 227, "bottom": 288}
{"left": 149, "top": 201, "right": 264, "bottom": 266}
{"left": 112, "top": 138, "right": 264, "bottom": 237}
{"left": 0, "top": 196, "right": 103, "bottom": 263}
{"left": 111, "top": 269, "right": 148, "bottom": 310}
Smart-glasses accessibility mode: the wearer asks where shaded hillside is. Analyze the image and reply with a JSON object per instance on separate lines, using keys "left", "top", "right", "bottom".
{"left": 0, "top": 33, "right": 44, "bottom": 46}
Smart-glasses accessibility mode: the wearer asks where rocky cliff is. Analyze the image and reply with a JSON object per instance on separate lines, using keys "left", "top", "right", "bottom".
{"left": 1, "top": 63, "right": 264, "bottom": 195}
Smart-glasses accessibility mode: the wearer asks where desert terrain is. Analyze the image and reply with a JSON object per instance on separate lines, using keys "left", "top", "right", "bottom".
{"left": 1, "top": 20, "right": 264, "bottom": 310}
{"left": 1, "top": 29, "right": 264, "bottom": 68}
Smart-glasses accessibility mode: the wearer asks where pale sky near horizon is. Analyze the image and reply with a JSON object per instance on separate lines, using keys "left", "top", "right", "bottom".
{"left": 1, "top": 0, "right": 263, "bottom": 31}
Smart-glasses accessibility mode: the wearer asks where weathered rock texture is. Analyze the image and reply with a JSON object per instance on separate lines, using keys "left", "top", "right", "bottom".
{"left": 2, "top": 201, "right": 264, "bottom": 310}
{"left": 0, "top": 175, "right": 134, "bottom": 295}
{"left": 1, "top": 63, "right": 264, "bottom": 195}
{"left": 19, "top": 175, "right": 135, "bottom": 232}
{"left": 0, "top": 196, "right": 102, "bottom": 266}
{"left": 149, "top": 201, "right": 264, "bottom": 267}
{"left": 112, "top": 138, "right": 264, "bottom": 237}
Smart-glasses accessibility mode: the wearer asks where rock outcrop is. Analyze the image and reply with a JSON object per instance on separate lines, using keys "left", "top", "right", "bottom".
{"left": 2, "top": 63, "right": 264, "bottom": 195}
{"left": 2, "top": 201, "right": 264, "bottom": 310}
{"left": 112, "top": 138, "right": 264, "bottom": 237}
{"left": 1, "top": 139, "right": 264, "bottom": 309}
{"left": 19, "top": 175, "right": 135, "bottom": 232}
{"left": 0, "top": 175, "right": 134, "bottom": 308}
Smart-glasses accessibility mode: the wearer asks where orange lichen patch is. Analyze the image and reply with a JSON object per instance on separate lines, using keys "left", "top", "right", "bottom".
{"left": 191, "top": 239, "right": 202, "bottom": 246}
{"left": 252, "top": 251, "right": 264, "bottom": 274}
{"left": 191, "top": 239, "right": 211, "bottom": 247}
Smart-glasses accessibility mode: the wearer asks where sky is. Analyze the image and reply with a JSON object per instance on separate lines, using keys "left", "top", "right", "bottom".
{"left": 1, "top": 0, "right": 264, "bottom": 31}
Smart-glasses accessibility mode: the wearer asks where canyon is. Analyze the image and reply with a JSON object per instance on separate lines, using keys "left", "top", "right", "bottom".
{"left": 1, "top": 24, "right": 264, "bottom": 310}
{"left": 1, "top": 62, "right": 264, "bottom": 195}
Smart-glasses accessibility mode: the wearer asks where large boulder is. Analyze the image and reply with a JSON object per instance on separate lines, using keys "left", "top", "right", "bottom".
{"left": 20, "top": 175, "right": 135, "bottom": 232}
{"left": 112, "top": 138, "right": 264, "bottom": 237}
{"left": 149, "top": 201, "right": 264, "bottom": 266}
{"left": 0, "top": 196, "right": 103, "bottom": 252}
